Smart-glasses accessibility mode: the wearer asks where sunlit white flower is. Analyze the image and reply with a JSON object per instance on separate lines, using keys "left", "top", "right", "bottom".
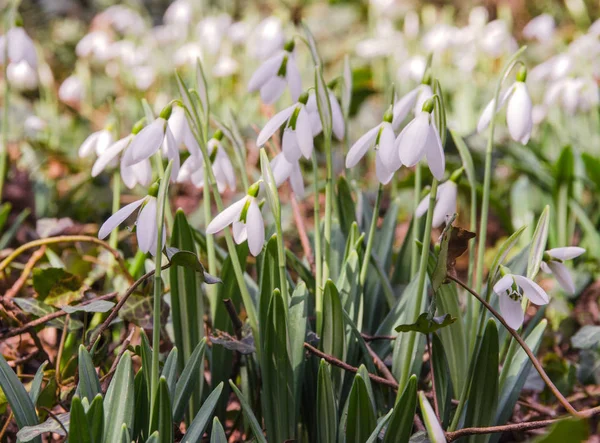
{"left": 346, "top": 110, "right": 400, "bottom": 184}
{"left": 206, "top": 184, "right": 265, "bottom": 256}
{"left": 228, "top": 21, "right": 250, "bottom": 44}
{"left": 257, "top": 93, "right": 315, "bottom": 162}
{"left": 167, "top": 105, "right": 199, "bottom": 153}
{"left": 98, "top": 5, "right": 146, "bottom": 36}
{"left": 7, "top": 60, "right": 37, "bottom": 90}
{"left": 494, "top": 273, "right": 549, "bottom": 329}
{"left": 396, "top": 101, "right": 445, "bottom": 180}
{"left": 164, "top": 0, "right": 193, "bottom": 26}
{"left": 248, "top": 40, "right": 301, "bottom": 104}
{"left": 213, "top": 54, "right": 239, "bottom": 78}
{"left": 133, "top": 66, "right": 155, "bottom": 91}
{"left": 177, "top": 132, "right": 235, "bottom": 192}
{"left": 540, "top": 247, "right": 585, "bottom": 294}
{"left": 79, "top": 128, "right": 113, "bottom": 159}
{"left": 415, "top": 181, "right": 457, "bottom": 228}
{"left": 0, "top": 26, "right": 37, "bottom": 68}
{"left": 397, "top": 55, "right": 426, "bottom": 83}
{"left": 392, "top": 83, "right": 432, "bottom": 129}
{"left": 306, "top": 89, "right": 345, "bottom": 140}
{"left": 523, "top": 14, "right": 555, "bottom": 43}
{"left": 121, "top": 106, "right": 181, "bottom": 179}
{"left": 422, "top": 23, "right": 457, "bottom": 53}
{"left": 173, "top": 42, "right": 203, "bottom": 67}
{"left": 24, "top": 115, "right": 47, "bottom": 136}
{"left": 477, "top": 69, "right": 532, "bottom": 144}
{"left": 357, "top": 19, "right": 405, "bottom": 58}
{"left": 529, "top": 54, "right": 572, "bottom": 82}
{"left": 544, "top": 77, "right": 599, "bottom": 115}
{"left": 75, "top": 31, "right": 112, "bottom": 62}
{"left": 248, "top": 17, "right": 284, "bottom": 60}
{"left": 196, "top": 14, "right": 232, "bottom": 55}
{"left": 270, "top": 153, "right": 304, "bottom": 198}
{"left": 479, "top": 20, "right": 517, "bottom": 58}
{"left": 58, "top": 75, "right": 84, "bottom": 107}
{"left": 98, "top": 191, "right": 165, "bottom": 255}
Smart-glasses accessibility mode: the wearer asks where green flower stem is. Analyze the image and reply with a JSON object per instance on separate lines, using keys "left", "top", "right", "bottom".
{"left": 398, "top": 177, "right": 438, "bottom": 392}
{"left": 312, "top": 153, "right": 323, "bottom": 334}
{"left": 475, "top": 46, "right": 527, "bottom": 294}
{"left": 0, "top": 25, "right": 10, "bottom": 203}
{"left": 410, "top": 164, "right": 422, "bottom": 277}
{"left": 108, "top": 171, "right": 121, "bottom": 250}
{"left": 151, "top": 154, "right": 174, "bottom": 229}
{"left": 359, "top": 184, "right": 383, "bottom": 286}
{"left": 320, "top": 131, "right": 333, "bottom": 335}
{"left": 150, "top": 161, "right": 173, "bottom": 415}
{"left": 557, "top": 183, "right": 568, "bottom": 247}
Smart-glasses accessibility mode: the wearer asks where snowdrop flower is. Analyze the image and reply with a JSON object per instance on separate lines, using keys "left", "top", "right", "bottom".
{"left": 257, "top": 92, "right": 315, "bottom": 162}
{"left": 58, "top": 75, "right": 84, "bottom": 107}
{"left": 177, "top": 131, "right": 236, "bottom": 192}
{"left": 357, "top": 19, "right": 405, "bottom": 58}
{"left": 493, "top": 272, "right": 549, "bottom": 329}
{"left": 196, "top": 14, "right": 232, "bottom": 55}
{"left": 98, "top": 5, "right": 146, "bottom": 36}
{"left": 479, "top": 20, "right": 518, "bottom": 58}
{"left": 79, "top": 126, "right": 114, "bottom": 159}
{"left": 98, "top": 183, "right": 164, "bottom": 255}
{"left": 346, "top": 108, "right": 399, "bottom": 184}
{"left": 248, "top": 17, "right": 284, "bottom": 60}
{"left": 477, "top": 66, "right": 533, "bottom": 144}
{"left": 7, "top": 60, "right": 37, "bottom": 90}
{"left": 0, "top": 26, "right": 37, "bottom": 69}
{"left": 270, "top": 153, "right": 304, "bottom": 198}
{"left": 306, "top": 88, "right": 345, "bottom": 140}
{"left": 164, "top": 0, "right": 193, "bottom": 26}
{"left": 166, "top": 105, "right": 199, "bottom": 153}
{"left": 544, "top": 77, "right": 599, "bottom": 115}
{"left": 396, "top": 99, "right": 445, "bottom": 180}
{"left": 75, "top": 31, "right": 112, "bottom": 62}
{"left": 213, "top": 54, "right": 239, "bottom": 78}
{"left": 540, "top": 247, "right": 585, "bottom": 294}
{"left": 132, "top": 66, "right": 155, "bottom": 91}
{"left": 173, "top": 42, "right": 203, "bottom": 67}
{"left": 392, "top": 81, "right": 432, "bottom": 130}
{"left": 523, "top": 14, "right": 555, "bottom": 43}
{"left": 415, "top": 180, "right": 457, "bottom": 228}
{"left": 24, "top": 115, "right": 47, "bottom": 137}
{"left": 206, "top": 183, "right": 265, "bottom": 256}
{"left": 248, "top": 39, "right": 301, "bottom": 104}
{"left": 121, "top": 105, "right": 180, "bottom": 180}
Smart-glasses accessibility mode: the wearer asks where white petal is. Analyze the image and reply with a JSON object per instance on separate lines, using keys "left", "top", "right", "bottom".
{"left": 414, "top": 84, "right": 433, "bottom": 115}
{"left": 270, "top": 153, "right": 293, "bottom": 186}
{"left": 506, "top": 82, "right": 533, "bottom": 144}
{"left": 136, "top": 197, "right": 158, "bottom": 253}
{"left": 246, "top": 199, "right": 265, "bottom": 256}
{"left": 206, "top": 197, "right": 248, "bottom": 234}
{"left": 92, "top": 135, "right": 132, "bottom": 177}
{"left": 513, "top": 275, "right": 549, "bottom": 305}
{"left": 98, "top": 198, "right": 145, "bottom": 239}
{"left": 345, "top": 125, "right": 380, "bottom": 168}
{"left": 377, "top": 123, "right": 400, "bottom": 172}
{"left": 124, "top": 119, "right": 165, "bottom": 165}
{"left": 424, "top": 124, "right": 445, "bottom": 180}
{"left": 309, "top": 111, "right": 323, "bottom": 137}
{"left": 286, "top": 56, "right": 302, "bottom": 102}
{"left": 164, "top": 127, "right": 181, "bottom": 180}
{"left": 548, "top": 261, "right": 575, "bottom": 294}
{"left": 79, "top": 132, "right": 100, "bottom": 158}
{"left": 494, "top": 274, "right": 514, "bottom": 294}
{"left": 290, "top": 162, "right": 305, "bottom": 198}
{"left": 260, "top": 76, "right": 286, "bottom": 104}
{"left": 540, "top": 261, "right": 552, "bottom": 274}
{"left": 431, "top": 182, "right": 457, "bottom": 228}
{"left": 95, "top": 130, "right": 113, "bottom": 156}
{"left": 135, "top": 159, "right": 153, "bottom": 187}
{"left": 215, "top": 149, "right": 236, "bottom": 190}
{"left": 177, "top": 155, "right": 201, "bottom": 183}
{"left": 232, "top": 221, "right": 248, "bottom": 244}
{"left": 415, "top": 193, "right": 431, "bottom": 218}
{"left": 392, "top": 87, "right": 420, "bottom": 129}
{"left": 546, "top": 247, "right": 585, "bottom": 261}
{"left": 282, "top": 128, "right": 303, "bottom": 162}
{"left": 375, "top": 153, "right": 394, "bottom": 184}
{"left": 499, "top": 294, "right": 525, "bottom": 329}
{"left": 329, "top": 90, "right": 345, "bottom": 140}
{"left": 248, "top": 52, "right": 284, "bottom": 92}
{"left": 397, "top": 112, "right": 430, "bottom": 167}
{"left": 295, "top": 107, "right": 314, "bottom": 159}
{"left": 256, "top": 105, "right": 296, "bottom": 147}
{"left": 477, "top": 87, "right": 514, "bottom": 134}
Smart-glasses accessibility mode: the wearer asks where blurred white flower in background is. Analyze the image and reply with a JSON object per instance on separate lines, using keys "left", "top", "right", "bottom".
{"left": 523, "top": 14, "right": 556, "bottom": 43}
{"left": 76, "top": 30, "right": 112, "bottom": 62}
{"left": 173, "top": 42, "right": 203, "bottom": 67}
{"left": 248, "top": 17, "right": 284, "bottom": 60}
{"left": 416, "top": 181, "right": 457, "bottom": 228}
{"left": 58, "top": 75, "right": 84, "bottom": 107}
{"left": 0, "top": 26, "right": 38, "bottom": 68}
{"left": 197, "top": 14, "right": 232, "bottom": 55}
{"left": 79, "top": 127, "right": 113, "bottom": 159}
{"left": 7, "top": 60, "right": 37, "bottom": 90}
{"left": 270, "top": 153, "right": 304, "bottom": 198}
{"left": 357, "top": 19, "right": 405, "bottom": 59}
{"left": 164, "top": 0, "right": 193, "bottom": 26}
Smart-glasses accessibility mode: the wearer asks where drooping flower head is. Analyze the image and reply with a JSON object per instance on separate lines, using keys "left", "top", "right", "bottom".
{"left": 396, "top": 97, "right": 445, "bottom": 180}
{"left": 248, "top": 39, "right": 301, "bottom": 104}
{"left": 79, "top": 125, "right": 114, "bottom": 159}
{"left": 540, "top": 247, "right": 585, "bottom": 294}
{"left": 305, "top": 83, "right": 345, "bottom": 140}
{"left": 270, "top": 153, "right": 304, "bottom": 198}
{"left": 257, "top": 91, "right": 315, "bottom": 162}
{"left": 493, "top": 270, "right": 549, "bottom": 329}
{"left": 0, "top": 25, "right": 37, "bottom": 69}
{"left": 206, "top": 182, "right": 265, "bottom": 256}
{"left": 415, "top": 168, "right": 462, "bottom": 228}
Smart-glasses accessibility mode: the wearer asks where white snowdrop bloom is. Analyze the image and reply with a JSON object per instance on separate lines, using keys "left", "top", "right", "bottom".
{"left": 0, "top": 26, "right": 37, "bottom": 68}
{"left": 540, "top": 247, "right": 585, "bottom": 294}
{"left": 270, "top": 153, "right": 304, "bottom": 198}
{"left": 346, "top": 111, "right": 399, "bottom": 184}
{"left": 415, "top": 181, "right": 457, "bottom": 228}
{"left": 75, "top": 31, "right": 112, "bottom": 62}
{"left": 24, "top": 115, "right": 47, "bottom": 136}
{"left": 479, "top": 20, "right": 517, "bottom": 58}
{"left": 523, "top": 14, "right": 555, "bottom": 43}
{"left": 248, "top": 16, "right": 284, "bottom": 60}
{"left": 177, "top": 133, "right": 236, "bottom": 192}
{"left": 396, "top": 102, "right": 445, "bottom": 180}
{"left": 206, "top": 184, "right": 265, "bottom": 256}
{"left": 153, "top": 24, "right": 187, "bottom": 45}
{"left": 545, "top": 77, "right": 599, "bottom": 115}
{"left": 257, "top": 93, "right": 315, "bottom": 162}
{"left": 98, "top": 191, "right": 165, "bottom": 255}
{"left": 228, "top": 21, "right": 250, "bottom": 44}
{"left": 391, "top": 84, "right": 430, "bottom": 130}
{"left": 197, "top": 14, "right": 232, "bottom": 55}
{"left": 166, "top": 106, "right": 199, "bottom": 153}
{"left": 107, "top": 41, "right": 149, "bottom": 67}
{"left": 132, "top": 66, "right": 156, "bottom": 91}
{"left": 397, "top": 55, "right": 426, "bottom": 83}
{"left": 164, "top": 0, "right": 192, "bottom": 26}
{"left": 213, "top": 54, "right": 239, "bottom": 78}
{"left": 422, "top": 24, "right": 457, "bottom": 53}
{"left": 305, "top": 89, "right": 345, "bottom": 140}
{"left": 403, "top": 10, "right": 420, "bottom": 39}
{"left": 58, "top": 75, "right": 84, "bottom": 107}
{"left": 568, "top": 33, "right": 600, "bottom": 59}
{"left": 529, "top": 54, "right": 572, "bottom": 82}
{"left": 248, "top": 40, "right": 301, "bottom": 104}
{"left": 590, "top": 18, "right": 600, "bottom": 36}
{"left": 356, "top": 19, "right": 404, "bottom": 59}
{"left": 493, "top": 273, "right": 549, "bottom": 329}
{"left": 7, "top": 60, "right": 37, "bottom": 90}
{"left": 477, "top": 69, "right": 533, "bottom": 144}
{"left": 469, "top": 6, "right": 489, "bottom": 28}
{"left": 173, "top": 42, "right": 203, "bottom": 67}
{"left": 99, "top": 5, "right": 146, "bottom": 36}
{"left": 121, "top": 106, "right": 180, "bottom": 180}
{"left": 79, "top": 128, "right": 114, "bottom": 159}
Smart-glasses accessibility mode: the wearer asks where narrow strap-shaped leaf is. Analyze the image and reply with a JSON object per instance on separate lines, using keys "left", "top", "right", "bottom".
{"left": 86, "top": 394, "right": 104, "bottom": 443}
{"left": 29, "top": 361, "right": 47, "bottom": 404}
{"left": 0, "top": 354, "right": 40, "bottom": 438}
{"left": 150, "top": 377, "right": 173, "bottom": 443}
{"left": 228, "top": 380, "right": 267, "bottom": 443}
{"left": 161, "top": 347, "right": 178, "bottom": 403}
{"left": 210, "top": 417, "right": 227, "bottom": 443}
{"left": 120, "top": 424, "right": 131, "bottom": 443}
{"left": 366, "top": 408, "right": 394, "bottom": 443}
{"left": 383, "top": 375, "right": 417, "bottom": 443}
{"left": 103, "top": 351, "right": 134, "bottom": 443}
{"left": 432, "top": 334, "right": 453, "bottom": 427}
{"left": 183, "top": 382, "right": 224, "bottom": 443}
{"left": 345, "top": 374, "right": 377, "bottom": 443}
{"left": 317, "top": 360, "right": 337, "bottom": 443}
{"left": 419, "top": 392, "right": 446, "bottom": 442}
{"left": 69, "top": 396, "right": 91, "bottom": 443}
{"left": 173, "top": 339, "right": 206, "bottom": 423}
{"left": 77, "top": 345, "right": 101, "bottom": 402}
{"left": 145, "top": 431, "right": 160, "bottom": 443}
{"left": 133, "top": 368, "right": 149, "bottom": 442}
{"left": 322, "top": 280, "right": 346, "bottom": 393}
{"left": 527, "top": 205, "right": 550, "bottom": 279}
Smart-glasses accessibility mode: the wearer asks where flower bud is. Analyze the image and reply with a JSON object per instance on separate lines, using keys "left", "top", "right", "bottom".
{"left": 213, "top": 129, "right": 224, "bottom": 141}
{"left": 132, "top": 118, "right": 146, "bottom": 135}
{"left": 283, "top": 39, "right": 295, "bottom": 52}
{"left": 383, "top": 106, "right": 393, "bottom": 123}
{"left": 148, "top": 182, "right": 160, "bottom": 197}
{"left": 421, "top": 98, "right": 435, "bottom": 114}
{"left": 298, "top": 91, "right": 309, "bottom": 105}
{"left": 247, "top": 181, "right": 261, "bottom": 197}
{"left": 516, "top": 65, "right": 527, "bottom": 83}
{"left": 159, "top": 104, "right": 173, "bottom": 120}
